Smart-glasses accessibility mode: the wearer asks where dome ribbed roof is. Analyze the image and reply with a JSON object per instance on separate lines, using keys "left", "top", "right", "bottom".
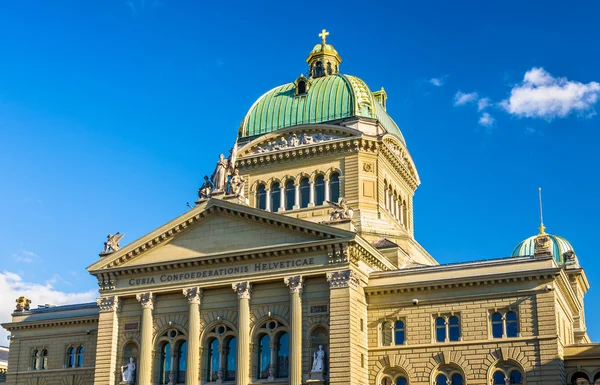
{"left": 511, "top": 233, "right": 574, "bottom": 263}
{"left": 239, "top": 73, "right": 405, "bottom": 144}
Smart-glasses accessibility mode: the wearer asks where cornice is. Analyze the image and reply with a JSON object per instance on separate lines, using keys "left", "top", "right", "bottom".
{"left": 2, "top": 315, "right": 98, "bottom": 332}
{"left": 379, "top": 141, "right": 419, "bottom": 190}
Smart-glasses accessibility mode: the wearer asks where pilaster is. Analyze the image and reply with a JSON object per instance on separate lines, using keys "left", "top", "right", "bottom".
{"left": 93, "top": 296, "right": 121, "bottom": 385}
{"left": 136, "top": 292, "right": 155, "bottom": 385}
{"left": 183, "top": 287, "right": 202, "bottom": 385}
{"left": 284, "top": 276, "right": 303, "bottom": 385}
{"left": 233, "top": 282, "right": 252, "bottom": 385}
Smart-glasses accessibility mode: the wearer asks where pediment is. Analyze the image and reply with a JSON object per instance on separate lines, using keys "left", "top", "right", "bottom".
{"left": 87, "top": 198, "right": 355, "bottom": 272}
{"left": 381, "top": 135, "right": 420, "bottom": 185}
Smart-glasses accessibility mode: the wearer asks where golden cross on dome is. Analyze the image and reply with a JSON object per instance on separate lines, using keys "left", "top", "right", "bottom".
{"left": 319, "top": 29, "right": 330, "bottom": 44}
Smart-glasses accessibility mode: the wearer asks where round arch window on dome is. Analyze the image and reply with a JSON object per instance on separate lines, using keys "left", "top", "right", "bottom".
{"left": 294, "top": 75, "right": 311, "bottom": 96}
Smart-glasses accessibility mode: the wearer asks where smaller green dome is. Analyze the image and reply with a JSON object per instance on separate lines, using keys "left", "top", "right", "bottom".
{"left": 511, "top": 233, "right": 575, "bottom": 263}
{"left": 309, "top": 43, "right": 339, "bottom": 56}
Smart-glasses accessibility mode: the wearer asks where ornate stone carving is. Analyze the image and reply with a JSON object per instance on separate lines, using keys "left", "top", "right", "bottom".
{"left": 101, "top": 232, "right": 124, "bottom": 255}
{"left": 251, "top": 133, "right": 343, "bottom": 154}
{"left": 311, "top": 345, "right": 325, "bottom": 372}
{"left": 183, "top": 287, "right": 202, "bottom": 304}
{"left": 197, "top": 175, "right": 214, "bottom": 202}
{"left": 96, "top": 296, "right": 120, "bottom": 313}
{"left": 326, "top": 270, "right": 359, "bottom": 288}
{"left": 14, "top": 296, "right": 31, "bottom": 312}
{"left": 121, "top": 357, "right": 135, "bottom": 383}
{"left": 326, "top": 198, "right": 354, "bottom": 221}
{"left": 232, "top": 282, "right": 252, "bottom": 299}
{"left": 284, "top": 276, "right": 303, "bottom": 294}
{"left": 229, "top": 169, "right": 245, "bottom": 198}
{"left": 211, "top": 154, "right": 229, "bottom": 192}
{"left": 534, "top": 234, "right": 552, "bottom": 257}
{"left": 136, "top": 292, "right": 155, "bottom": 309}
{"left": 362, "top": 162, "right": 373, "bottom": 173}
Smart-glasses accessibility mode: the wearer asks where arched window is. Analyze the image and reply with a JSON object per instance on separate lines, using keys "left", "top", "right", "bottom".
{"left": 271, "top": 182, "right": 281, "bottom": 212}
{"left": 159, "top": 342, "right": 172, "bottom": 385}
{"left": 506, "top": 311, "right": 518, "bottom": 337}
{"left": 436, "top": 374, "right": 448, "bottom": 385}
{"left": 276, "top": 332, "right": 289, "bottom": 378}
{"left": 393, "top": 192, "right": 398, "bottom": 218}
{"left": 177, "top": 341, "right": 187, "bottom": 383}
{"left": 299, "top": 178, "right": 310, "bottom": 208}
{"left": 402, "top": 200, "right": 408, "bottom": 226}
{"left": 493, "top": 370, "right": 506, "bottom": 384}
{"left": 492, "top": 312, "right": 503, "bottom": 338}
{"left": 257, "top": 334, "right": 271, "bottom": 379}
{"left": 66, "top": 347, "right": 76, "bottom": 368}
{"left": 394, "top": 321, "right": 405, "bottom": 345}
{"left": 76, "top": 346, "right": 84, "bottom": 367}
{"left": 329, "top": 173, "right": 340, "bottom": 203}
{"left": 32, "top": 349, "right": 40, "bottom": 370}
{"left": 571, "top": 372, "right": 590, "bottom": 385}
{"left": 396, "top": 377, "right": 407, "bottom": 385}
{"left": 285, "top": 180, "right": 295, "bottom": 211}
{"left": 41, "top": 349, "right": 48, "bottom": 369}
{"left": 225, "top": 337, "right": 236, "bottom": 381}
{"left": 256, "top": 184, "right": 267, "bottom": 210}
{"left": 381, "top": 322, "right": 393, "bottom": 346}
{"left": 315, "top": 175, "right": 325, "bottom": 206}
{"left": 509, "top": 370, "right": 523, "bottom": 384}
{"left": 297, "top": 80, "right": 307, "bottom": 95}
{"left": 382, "top": 377, "right": 392, "bottom": 385}
{"left": 435, "top": 317, "right": 446, "bottom": 342}
{"left": 451, "top": 373, "right": 464, "bottom": 385}
{"left": 448, "top": 316, "right": 460, "bottom": 341}
{"left": 207, "top": 338, "right": 219, "bottom": 382}
{"left": 594, "top": 372, "right": 600, "bottom": 385}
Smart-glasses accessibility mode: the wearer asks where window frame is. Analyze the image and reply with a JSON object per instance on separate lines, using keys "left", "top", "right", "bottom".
{"left": 433, "top": 314, "right": 461, "bottom": 343}
{"left": 490, "top": 308, "right": 520, "bottom": 339}
{"left": 204, "top": 323, "right": 237, "bottom": 383}
{"left": 253, "top": 319, "right": 289, "bottom": 380}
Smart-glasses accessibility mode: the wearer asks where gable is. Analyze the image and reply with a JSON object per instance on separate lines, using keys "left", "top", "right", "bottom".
{"left": 120, "top": 213, "right": 321, "bottom": 267}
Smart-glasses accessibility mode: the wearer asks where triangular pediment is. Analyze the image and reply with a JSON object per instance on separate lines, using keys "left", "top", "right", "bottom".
{"left": 87, "top": 198, "right": 355, "bottom": 272}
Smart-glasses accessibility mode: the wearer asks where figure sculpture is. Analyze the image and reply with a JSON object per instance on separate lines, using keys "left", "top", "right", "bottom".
{"left": 311, "top": 345, "right": 325, "bottom": 372}
{"left": 326, "top": 199, "right": 354, "bottom": 221}
{"left": 121, "top": 357, "right": 135, "bottom": 383}
{"left": 103, "top": 232, "right": 125, "bottom": 254}
{"left": 211, "top": 154, "right": 229, "bottom": 192}
{"left": 198, "top": 175, "right": 213, "bottom": 200}
{"left": 229, "top": 169, "right": 245, "bottom": 197}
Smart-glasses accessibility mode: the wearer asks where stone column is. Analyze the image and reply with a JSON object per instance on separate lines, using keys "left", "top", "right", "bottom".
{"left": 233, "top": 282, "right": 252, "bottom": 385}
{"left": 324, "top": 179, "right": 330, "bottom": 202}
{"left": 266, "top": 189, "right": 271, "bottom": 212}
{"left": 183, "top": 288, "right": 202, "bottom": 385}
{"left": 294, "top": 184, "right": 300, "bottom": 209}
{"left": 284, "top": 276, "right": 303, "bottom": 385}
{"left": 136, "top": 293, "right": 155, "bottom": 385}
{"left": 309, "top": 182, "right": 315, "bottom": 207}
{"left": 93, "top": 296, "right": 120, "bottom": 385}
{"left": 279, "top": 185, "right": 285, "bottom": 212}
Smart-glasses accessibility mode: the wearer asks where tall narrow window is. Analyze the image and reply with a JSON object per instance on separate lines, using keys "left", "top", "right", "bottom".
{"left": 436, "top": 374, "right": 448, "bottom": 385}
{"left": 177, "top": 341, "right": 187, "bottom": 383}
{"left": 394, "top": 321, "right": 405, "bottom": 345}
{"left": 285, "top": 180, "right": 295, "bottom": 211}
{"left": 76, "top": 346, "right": 84, "bottom": 367}
{"left": 402, "top": 200, "right": 408, "bottom": 226}
{"left": 276, "top": 332, "right": 289, "bottom": 378}
{"left": 297, "top": 80, "right": 307, "bottom": 94}
{"left": 225, "top": 337, "right": 236, "bottom": 381}
{"left": 315, "top": 175, "right": 325, "bottom": 205}
{"left": 451, "top": 373, "right": 464, "bottom": 385}
{"left": 66, "top": 347, "right": 75, "bottom": 368}
{"left": 256, "top": 185, "right": 267, "bottom": 210}
{"left": 493, "top": 371, "right": 506, "bottom": 384}
{"left": 159, "top": 342, "right": 172, "bottom": 385}
{"left": 435, "top": 317, "right": 446, "bottom": 342}
{"left": 32, "top": 349, "right": 40, "bottom": 370}
{"left": 258, "top": 334, "right": 271, "bottom": 379}
{"left": 506, "top": 311, "right": 518, "bottom": 337}
{"left": 329, "top": 173, "right": 340, "bottom": 203}
{"left": 393, "top": 192, "right": 398, "bottom": 218}
{"left": 381, "top": 322, "right": 393, "bottom": 346}
{"left": 492, "top": 312, "right": 503, "bottom": 338}
{"left": 271, "top": 182, "right": 281, "bottom": 212}
{"left": 509, "top": 370, "right": 523, "bottom": 384}
{"left": 448, "top": 316, "right": 460, "bottom": 341}
{"left": 41, "top": 350, "right": 48, "bottom": 369}
{"left": 299, "top": 178, "right": 310, "bottom": 208}
{"left": 207, "top": 338, "right": 219, "bottom": 382}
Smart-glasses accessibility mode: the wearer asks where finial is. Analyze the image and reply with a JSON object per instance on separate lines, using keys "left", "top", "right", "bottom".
{"left": 319, "top": 29, "right": 330, "bottom": 45}
{"left": 538, "top": 187, "right": 546, "bottom": 234}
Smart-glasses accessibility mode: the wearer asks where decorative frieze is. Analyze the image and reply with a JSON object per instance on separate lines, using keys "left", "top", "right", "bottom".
{"left": 96, "top": 296, "right": 120, "bottom": 313}
{"left": 326, "top": 269, "right": 359, "bottom": 288}
{"left": 136, "top": 292, "right": 155, "bottom": 310}
{"left": 284, "top": 275, "right": 304, "bottom": 294}
{"left": 232, "top": 281, "right": 252, "bottom": 299}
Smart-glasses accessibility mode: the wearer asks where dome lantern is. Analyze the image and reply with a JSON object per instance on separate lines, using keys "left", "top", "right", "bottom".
{"left": 307, "top": 29, "right": 342, "bottom": 78}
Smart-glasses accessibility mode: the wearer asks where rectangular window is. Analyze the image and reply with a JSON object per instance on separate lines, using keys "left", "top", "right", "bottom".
{"left": 360, "top": 318, "right": 364, "bottom": 332}
{"left": 360, "top": 353, "right": 364, "bottom": 368}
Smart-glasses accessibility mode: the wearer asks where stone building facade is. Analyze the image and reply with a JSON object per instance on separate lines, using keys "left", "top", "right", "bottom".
{"left": 2, "top": 31, "right": 599, "bottom": 385}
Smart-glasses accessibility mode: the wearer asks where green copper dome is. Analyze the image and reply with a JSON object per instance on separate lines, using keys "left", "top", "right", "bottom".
{"left": 239, "top": 73, "right": 405, "bottom": 144}
{"left": 511, "top": 233, "right": 575, "bottom": 263}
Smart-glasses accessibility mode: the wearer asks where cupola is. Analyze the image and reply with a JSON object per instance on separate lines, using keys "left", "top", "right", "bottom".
{"left": 306, "top": 29, "right": 342, "bottom": 78}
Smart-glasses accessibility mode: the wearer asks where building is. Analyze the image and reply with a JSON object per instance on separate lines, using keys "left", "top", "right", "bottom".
{"left": 0, "top": 346, "right": 8, "bottom": 382}
{"left": 2, "top": 31, "right": 599, "bottom": 385}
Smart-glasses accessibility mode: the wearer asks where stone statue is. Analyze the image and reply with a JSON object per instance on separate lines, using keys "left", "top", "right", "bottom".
{"left": 229, "top": 169, "right": 245, "bottom": 197}
{"left": 311, "top": 345, "right": 325, "bottom": 372}
{"left": 228, "top": 141, "right": 238, "bottom": 174}
{"left": 326, "top": 199, "right": 354, "bottom": 221}
{"left": 14, "top": 296, "right": 31, "bottom": 312}
{"left": 211, "top": 154, "right": 229, "bottom": 192}
{"left": 121, "top": 357, "right": 135, "bottom": 383}
{"left": 103, "top": 233, "right": 125, "bottom": 254}
{"left": 198, "top": 175, "right": 213, "bottom": 200}
{"left": 289, "top": 133, "right": 300, "bottom": 147}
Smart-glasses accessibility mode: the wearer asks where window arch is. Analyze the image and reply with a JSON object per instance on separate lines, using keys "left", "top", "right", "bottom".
{"left": 381, "top": 322, "right": 393, "bottom": 346}
{"left": 271, "top": 182, "right": 281, "bottom": 212}
{"left": 32, "top": 349, "right": 40, "bottom": 370}
{"left": 394, "top": 321, "right": 405, "bottom": 345}
{"left": 41, "top": 349, "right": 48, "bottom": 369}
{"left": 256, "top": 184, "right": 267, "bottom": 210}
{"left": 435, "top": 317, "right": 446, "bottom": 342}
{"left": 315, "top": 175, "right": 325, "bottom": 206}
{"left": 285, "top": 179, "right": 295, "bottom": 211}
{"left": 297, "top": 80, "right": 307, "bottom": 95}
{"left": 491, "top": 309, "right": 519, "bottom": 338}
{"left": 159, "top": 342, "right": 172, "bottom": 385}
{"left": 299, "top": 177, "right": 310, "bottom": 208}
{"left": 435, "top": 367, "right": 464, "bottom": 385}
{"left": 571, "top": 372, "right": 591, "bottom": 385}
{"left": 66, "top": 347, "right": 76, "bottom": 368}
{"left": 76, "top": 346, "right": 84, "bottom": 367}
{"left": 204, "top": 323, "right": 236, "bottom": 383}
{"left": 156, "top": 328, "right": 186, "bottom": 384}
{"left": 490, "top": 363, "right": 524, "bottom": 385}
{"left": 492, "top": 312, "right": 503, "bottom": 338}
{"left": 329, "top": 172, "right": 340, "bottom": 203}
{"left": 254, "top": 320, "right": 289, "bottom": 380}
{"left": 448, "top": 316, "right": 460, "bottom": 341}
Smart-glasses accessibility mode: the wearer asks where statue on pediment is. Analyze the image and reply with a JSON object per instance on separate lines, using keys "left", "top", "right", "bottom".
{"left": 229, "top": 169, "right": 245, "bottom": 198}
{"left": 14, "top": 296, "right": 31, "bottom": 312}
{"left": 103, "top": 232, "right": 124, "bottom": 254}
{"left": 326, "top": 199, "right": 353, "bottom": 221}
{"left": 211, "top": 154, "right": 229, "bottom": 192}
{"left": 197, "top": 175, "right": 213, "bottom": 201}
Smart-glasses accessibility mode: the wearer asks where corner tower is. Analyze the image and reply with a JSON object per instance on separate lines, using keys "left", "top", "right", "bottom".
{"left": 235, "top": 31, "right": 435, "bottom": 267}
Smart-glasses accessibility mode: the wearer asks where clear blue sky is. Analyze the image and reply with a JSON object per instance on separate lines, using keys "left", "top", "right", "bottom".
{"left": 1, "top": 0, "right": 599, "bottom": 342}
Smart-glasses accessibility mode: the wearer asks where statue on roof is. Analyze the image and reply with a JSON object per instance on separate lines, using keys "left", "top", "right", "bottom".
{"left": 197, "top": 175, "right": 213, "bottom": 201}
{"left": 211, "top": 154, "right": 229, "bottom": 192}
{"left": 14, "top": 296, "right": 31, "bottom": 312}
{"left": 229, "top": 169, "right": 245, "bottom": 198}
{"left": 102, "top": 232, "right": 125, "bottom": 254}
{"left": 326, "top": 198, "right": 354, "bottom": 221}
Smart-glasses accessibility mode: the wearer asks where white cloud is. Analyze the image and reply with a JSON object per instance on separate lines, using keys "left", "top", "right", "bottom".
{"left": 478, "top": 97, "right": 491, "bottom": 111}
{"left": 479, "top": 112, "right": 495, "bottom": 130}
{"left": 454, "top": 91, "right": 479, "bottom": 106}
{"left": 11, "top": 249, "right": 39, "bottom": 264}
{"left": 0, "top": 271, "right": 97, "bottom": 341}
{"left": 429, "top": 77, "right": 444, "bottom": 87}
{"left": 501, "top": 67, "right": 600, "bottom": 120}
